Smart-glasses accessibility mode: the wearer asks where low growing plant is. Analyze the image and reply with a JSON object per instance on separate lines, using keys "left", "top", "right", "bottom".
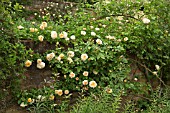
{"left": 69, "top": 90, "right": 122, "bottom": 113}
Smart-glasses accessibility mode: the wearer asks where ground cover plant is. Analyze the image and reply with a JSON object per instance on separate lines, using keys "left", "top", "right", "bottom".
{"left": 0, "top": 0, "right": 170, "bottom": 112}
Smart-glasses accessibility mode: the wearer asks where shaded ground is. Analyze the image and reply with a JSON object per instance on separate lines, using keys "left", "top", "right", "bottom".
{"left": 3, "top": 104, "right": 29, "bottom": 113}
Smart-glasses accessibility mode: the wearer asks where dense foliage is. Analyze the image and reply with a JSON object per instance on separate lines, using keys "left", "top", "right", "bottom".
{"left": 0, "top": 0, "right": 170, "bottom": 112}
{"left": 0, "top": 0, "right": 28, "bottom": 102}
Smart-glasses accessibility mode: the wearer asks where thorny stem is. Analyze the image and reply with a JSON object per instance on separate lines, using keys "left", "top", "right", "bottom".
{"left": 128, "top": 58, "right": 167, "bottom": 87}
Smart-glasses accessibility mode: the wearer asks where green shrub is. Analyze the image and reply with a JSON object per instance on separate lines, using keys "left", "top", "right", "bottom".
{"left": 4, "top": 0, "right": 169, "bottom": 112}
{"left": 0, "top": 0, "right": 29, "bottom": 102}
{"left": 93, "top": 0, "right": 170, "bottom": 83}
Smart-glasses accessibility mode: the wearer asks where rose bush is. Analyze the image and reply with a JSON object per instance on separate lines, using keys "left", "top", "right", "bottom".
{"left": 13, "top": 0, "right": 170, "bottom": 110}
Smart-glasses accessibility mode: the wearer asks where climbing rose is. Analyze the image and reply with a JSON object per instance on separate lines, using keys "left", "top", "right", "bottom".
{"left": 155, "top": 65, "right": 160, "bottom": 70}
{"left": 82, "top": 80, "right": 88, "bottom": 85}
{"left": 124, "top": 37, "right": 128, "bottom": 41}
{"left": 91, "top": 32, "right": 96, "bottom": 36}
{"left": 70, "top": 35, "right": 75, "bottom": 40}
{"left": 55, "top": 89, "right": 63, "bottom": 96}
{"left": 37, "top": 61, "right": 45, "bottom": 69}
{"left": 46, "top": 53, "right": 55, "bottom": 61}
{"left": 81, "top": 31, "right": 86, "bottom": 35}
{"left": 25, "top": 60, "right": 32, "bottom": 67}
{"left": 51, "top": 31, "right": 57, "bottom": 39}
{"left": 38, "top": 35, "right": 44, "bottom": 42}
{"left": 106, "top": 88, "right": 112, "bottom": 94}
{"left": 64, "top": 90, "right": 69, "bottom": 95}
{"left": 17, "top": 25, "right": 24, "bottom": 30}
{"left": 30, "top": 28, "right": 38, "bottom": 32}
{"left": 142, "top": 18, "right": 150, "bottom": 24}
{"left": 96, "top": 39, "right": 102, "bottom": 45}
{"left": 89, "top": 81, "right": 97, "bottom": 88}
{"left": 81, "top": 54, "right": 88, "bottom": 61}
{"left": 67, "top": 51, "right": 74, "bottom": 58}
{"left": 83, "top": 71, "right": 89, "bottom": 77}
{"left": 69, "top": 72, "right": 75, "bottom": 78}
{"left": 41, "top": 22, "right": 47, "bottom": 27}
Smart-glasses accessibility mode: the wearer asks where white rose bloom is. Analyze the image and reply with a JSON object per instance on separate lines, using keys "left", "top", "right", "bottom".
{"left": 25, "top": 60, "right": 32, "bottom": 67}
{"left": 56, "top": 42, "right": 60, "bottom": 45}
{"left": 81, "top": 54, "right": 88, "bottom": 61}
{"left": 81, "top": 31, "right": 86, "bottom": 35}
{"left": 134, "top": 78, "right": 138, "bottom": 81}
{"left": 69, "top": 72, "right": 75, "bottom": 78}
{"left": 117, "top": 16, "right": 123, "bottom": 20}
{"left": 46, "top": 53, "right": 55, "bottom": 61}
{"left": 92, "top": 18, "right": 95, "bottom": 20}
{"left": 17, "top": 25, "right": 24, "bottom": 30}
{"left": 153, "top": 71, "right": 157, "bottom": 75}
{"left": 70, "top": 35, "right": 76, "bottom": 40}
{"left": 106, "top": 35, "right": 115, "bottom": 40}
{"left": 117, "top": 39, "right": 121, "bottom": 42}
{"left": 109, "top": 36, "right": 116, "bottom": 40}
{"left": 55, "top": 89, "right": 63, "bottom": 96}
{"left": 41, "top": 96, "right": 46, "bottom": 101}
{"left": 67, "top": 57, "right": 73, "bottom": 63}
{"left": 64, "top": 90, "right": 69, "bottom": 95}
{"left": 82, "top": 80, "right": 88, "bottom": 85}
{"left": 59, "top": 53, "right": 64, "bottom": 59}
{"left": 40, "top": 24, "right": 45, "bottom": 30}
{"left": 95, "top": 28, "right": 100, "bottom": 31}
{"left": 37, "top": 95, "right": 42, "bottom": 100}
{"left": 30, "top": 99, "right": 35, "bottom": 104}
{"left": 102, "top": 25, "right": 106, "bottom": 28}
{"left": 56, "top": 56, "right": 61, "bottom": 61}
{"left": 50, "top": 53, "right": 55, "bottom": 58}
{"left": 142, "top": 18, "right": 150, "bottom": 24}
{"left": 105, "top": 35, "right": 110, "bottom": 39}
{"left": 37, "top": 59, "right": 42, "bottom": 64}
{"left": 51, "top": 31, "right": 57, "bottom": 39}
{"left": 124, "top": 37, "right": 128, "bottom": 41}
{"left": 106, "top": 17, "right": 110, "bottom": 20}
{"left": 36, "top": 95, "right": 45, "bottom": 102}
{"left": 65, "top": 38, "right": 70, "bottom": 41}
{"left": 37, "top": 62, "right": 45, "bottom": 69}
{"left": 67, "top": 51, "right": 74, "bottom": 58}
{"left": 38, "top": 35, "right": 44, "bottom": 42}
{"left": 91, "top": 32, "right": 96, "bottom": 36}
{"left": 89, "top": 81, "right": 97, "bottom": 88}
{"left": 104, "top": 0, "right": 111, "bottom": 4}
{"left": 59, "top": 33, "right": 64, "bottom": 38}
{"left": 93, "top": 70, "right": 98, "bottom": 75}
{"left": 90, "top": 26, "right": 94, "bottom": 29}
{"left": 83, "top": 71, "right": 89, "bottom": 77}
{"left": 155, "top": 65, "right": 160, "bottom": 70}
{"left": 63, "top": 31, "right": 68, "bottom": 38}
{"left": 96, "top": 39, "right": 102, "bottom": 45}
{"left": 32, "top": 22, "right": 35, "bottom": 24}
{"left": 106, "top": 88, "right": 112, "bottom": 94}
{"left": 41, "top": 22, "right": 47, "bottom": 28}
{"left": 20, "top": 102, "right": 27, "bottom": 107}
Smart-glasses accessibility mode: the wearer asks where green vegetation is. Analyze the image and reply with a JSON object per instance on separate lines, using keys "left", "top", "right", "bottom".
{"left": 0, "top": 0, "right": 170, "bottom": 112}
